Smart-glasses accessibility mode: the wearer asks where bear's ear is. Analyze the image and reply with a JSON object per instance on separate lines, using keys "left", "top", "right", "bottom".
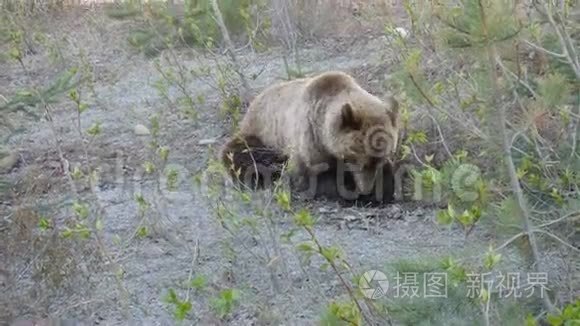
{"left": 385, "top": 96, "right": 400, "bottom": 127}
{"left": 306, "top": 72, "right": 351, "bottom": 101}
{"left": 340, "top": 103, "right": 362, "bottom": 130}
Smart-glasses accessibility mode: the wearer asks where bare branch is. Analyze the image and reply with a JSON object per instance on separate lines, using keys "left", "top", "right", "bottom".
{"left": 210, "top": 0, "right": 251, "bottom": 103}
{"left": 523, "top": 40, "right": 566, "bottom": 59}
{"left": 537, "top": 211, "right": 580, "bottom": 229}
{"left": 533, "top": 229, "right": 580, "bottom": 253}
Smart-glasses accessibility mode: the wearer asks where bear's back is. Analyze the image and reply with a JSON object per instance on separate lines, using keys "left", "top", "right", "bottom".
{"left": 238, "top": 78, "right": 312, "bottom": 150}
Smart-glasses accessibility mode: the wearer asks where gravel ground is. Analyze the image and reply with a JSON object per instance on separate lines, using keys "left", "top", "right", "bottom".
{"left": 0, "top": 8, "right": 575, "bottom": 325}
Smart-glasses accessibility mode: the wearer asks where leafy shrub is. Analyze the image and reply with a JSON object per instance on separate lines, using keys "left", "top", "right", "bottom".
{"left": 109, "top": 0, "right": 266, "bottom": 56}
{"left": 104, "top": 0, "right": 142, "bottom": 19}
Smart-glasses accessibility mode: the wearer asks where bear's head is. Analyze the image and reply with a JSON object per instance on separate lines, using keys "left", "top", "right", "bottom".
{"left": 330, "top": 96, "right": 400, "bottom": 193}
{"left": 306, "top": 71, "right": 401, "bottom": 194}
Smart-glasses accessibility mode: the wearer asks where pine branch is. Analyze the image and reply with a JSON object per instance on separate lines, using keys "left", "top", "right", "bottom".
{"left": 476, "top": 0, "right": 556, "bottom": 313}
{"left": 538, "top": 0, "right": 580, "bottom": 80}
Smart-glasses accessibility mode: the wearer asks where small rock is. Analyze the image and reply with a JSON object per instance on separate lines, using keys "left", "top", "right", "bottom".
{"left": 0, "top": 151, "right": 18, "bottom": 174}
{"left": 405, "top": 214, "right": 419, "bottom": 223}
{"left": 394, "top": 27, "right": 409, "bottom": 39}
{"left": 385, "top": 204, "right": 404, "bottom": 220}
{"left": 318, "top": 206, "right": 337, "bottom": 214}
{"left": 198, "top": 138, "right": 218, "bottom": 146}
{"left": 343, "top": 214, "right": 360, "bottom": 222}
{"left": 134, "top": 124, "right": 150, "bottom": 136}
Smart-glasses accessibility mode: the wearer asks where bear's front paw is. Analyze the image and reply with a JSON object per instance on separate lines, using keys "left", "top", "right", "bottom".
{"left": 289, "top": 172, "right": 309, "bottom": 192}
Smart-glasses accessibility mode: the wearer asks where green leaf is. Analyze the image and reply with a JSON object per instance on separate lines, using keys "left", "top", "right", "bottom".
{"left": 71, "top": 166, "right": 84, "bottom": 180}
{"left": 79, "top": 227, "right": 91, "bottom": 239}
{"left": 149, "top": 115, "right": 160, "bottom": 136}
{"left": 447, "top": 204, "right": 456, "bottom": 219}
{"left": 280, "top": 228, "right": 297, "bottom": 243}
{"left": 61, "top": 228, "right": 73, "bottom": 238}
{"left": 164, "top": 288, "right": 178, "bottom": 304}
{"left": 87, "top": 122, "right": 102, "bottom": 136}
{"left": 524, "top": 314, "right": 537, "bottom": 326}
{"left": 457, "top": 209, "right": 474, "bottom": 226}
{"left": 547, "top": 299, "right": 580, "bottom": 326}
{"left": 407, "top": 130, "right": 428, "bottom": 144}
{"left": 143, "top": 162, "right": 155, "bottom": 174}
{"left": 483, "top": 246, "right": 502, "bottom": 270}
{"left": 550, "top": 188, "right": 565, "bottom": 206}
{"left": 239, "top": 191, "right": 252, "bottom": 203}
{"left": 38, "top": 217, "right": 52, "bottom": 230}
{"left": 441, "top": 256, "right": 467, "bottom": 285}
{"left": 175, "top": 301, "right": 192, "bottom": 321}
{"left": 275, "top": 189, "right": 291, "bottom": 211}
{"left": 400, "top": 144, "right": 411, "bottom": 159}
{"left": 134, "top": 194, "right": 149, "bottom": 213}
{"left": 9, "top": 47, "right": 22, "bottom": 60}
{"left": 321, "top": 300, "right": 362, "bottom": 326}
{"left": 436, "top": 210, "right": 453, "bottom": 225}
{"left": 116, "top": 266, "right": 125, "bottom": 279}
{"left": 547, "top": 315, "right": 563, "bottom": 326}
{"left": 95, "top": 218, "right": 104, "bottom": 231}
{"left": 431, "top": 81, "right": 445, "bottom": 95}
{"left": 166, "top": 168, "right": 179, "bottom": 191}
{"left": 158, "top": 146, "right": 170, "bottom": 161}
{"left": 190, "top": 275, "right": 207, "bottom": 291}
{"left": 136, "top": 226, "right": 148, "bottom": 238}
{"left": 296, "top": 242, "right": 315, "bottom": 253}
{"left": 78, "top": 103, "right": 88, "bottom": 113}
{"left": 68, "top": 89, "right": 79, "bottom": 102}
{"left": 320, "top": 246, "right": 341, "bottom": 263}
{"left": 72, "top": 201, "right": 90, "bottom": 219}
{"left": 293, "top": 208, "right": 314, "bottom": 228}
{"left": 470, "top": 205, "right": 483, "bottom": 222}
{"left": 480, "top": 288, "right": 490, "bottom": 303}
{"left": 404, "top": 49, "right": 422, "bottom": 75}
{"left": 211, "top": 288, "right": 240, "bottom": 319}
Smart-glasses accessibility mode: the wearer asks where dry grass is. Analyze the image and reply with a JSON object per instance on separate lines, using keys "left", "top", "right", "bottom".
{"left": 0, "top": 207, "right": 105, "bottom": 322}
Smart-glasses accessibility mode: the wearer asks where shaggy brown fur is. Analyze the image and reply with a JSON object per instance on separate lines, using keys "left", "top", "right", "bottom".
{"left": 220, "top": 135, "right": 288, "bottom": 190}
{"left": 220, "top": 70, "right": 400, "bottom": 198}
{"left": 221, "top": 139, "right": 396, "bottom": 204}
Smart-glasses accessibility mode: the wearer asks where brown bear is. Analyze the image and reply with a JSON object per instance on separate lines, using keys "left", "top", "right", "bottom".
{"left": 220, "top": 71, "right": 400, "bottom": 202}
